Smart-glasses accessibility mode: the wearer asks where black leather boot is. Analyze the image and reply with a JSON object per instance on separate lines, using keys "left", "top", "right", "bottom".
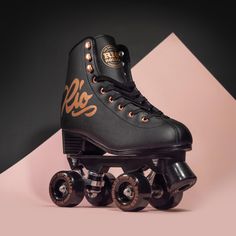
{"left": 49, "top": 35, "right": 197, "bottom": 212}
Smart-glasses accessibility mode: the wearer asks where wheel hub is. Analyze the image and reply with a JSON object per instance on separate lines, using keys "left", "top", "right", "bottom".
{"left": 59, "top": 184, "right": 68, "bottom": 195}
{"left": 152, "top": 189, "right": 164, "bottom": 199}
{"left": 123, "top": 185, "right": 134, "bottom": 199}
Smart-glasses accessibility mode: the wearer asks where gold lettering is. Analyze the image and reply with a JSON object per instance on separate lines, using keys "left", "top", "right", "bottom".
{"left": 61, "top": 78, "right": 97, "bottom": 118}
{"left": 103, "top": 51, "right": 120, "bottom": 62}
{"left": 103, "top": 52, "right": 110, "bottom": 60}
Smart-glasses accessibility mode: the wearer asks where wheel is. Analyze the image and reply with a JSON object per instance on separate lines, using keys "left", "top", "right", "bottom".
{"left": 112, "top": 172, "right": 151, "bottom": 212}
{"left": 149, "top": 174, "right": 183, "bottom": 210}
{"left": 49, "top": 170, "right": 84, "bottom": 207}
{"left": 85, "top": 173, "right": 115, "bottom": 206}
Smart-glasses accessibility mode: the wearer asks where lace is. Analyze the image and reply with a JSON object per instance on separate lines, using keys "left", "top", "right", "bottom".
{"left": 95, "top": 76, "right": 164, "bottom": 119}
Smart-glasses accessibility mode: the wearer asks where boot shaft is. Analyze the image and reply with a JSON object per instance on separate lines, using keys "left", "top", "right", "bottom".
{"left": 61, "top": 35, "right": 133, "bottom": 126}
{"left": 65, "top": 34, "right": 132, "bottom": 84}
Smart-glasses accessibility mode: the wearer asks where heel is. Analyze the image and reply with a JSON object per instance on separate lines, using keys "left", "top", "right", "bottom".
{"left": 62, "top": 130, "right": 85, "bottom": 154}
{"left": 62, "top": 130, "right": 105, "bottom": 155}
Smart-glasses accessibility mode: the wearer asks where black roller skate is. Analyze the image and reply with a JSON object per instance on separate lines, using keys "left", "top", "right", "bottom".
{"left": 49, "top": 35, "right": 197, "bottom": 212}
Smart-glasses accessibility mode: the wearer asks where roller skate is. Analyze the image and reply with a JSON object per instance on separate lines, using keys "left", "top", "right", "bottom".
{"left": 49, "top": 35, "right": 197, "bottom": 212}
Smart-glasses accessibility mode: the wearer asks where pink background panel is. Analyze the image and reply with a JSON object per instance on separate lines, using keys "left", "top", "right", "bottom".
{"left": 0, "top": 33, "right": 235, "bottom": 236}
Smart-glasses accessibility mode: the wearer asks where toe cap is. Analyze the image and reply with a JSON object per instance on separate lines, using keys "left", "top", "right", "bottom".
{"left": 171, "top": 119, "right": 193, "bottom": 145}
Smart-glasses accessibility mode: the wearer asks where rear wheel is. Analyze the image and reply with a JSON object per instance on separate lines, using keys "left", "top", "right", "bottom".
{"left": 49, "top": 171, "right": 84, "bottom": 207}
{"left": 85, "top": 173, "right": 115, "bottom": 206}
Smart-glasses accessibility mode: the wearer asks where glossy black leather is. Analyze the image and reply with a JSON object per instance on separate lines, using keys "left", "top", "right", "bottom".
{"left": 61, "top": 35, "right": 192, "bottom": 153}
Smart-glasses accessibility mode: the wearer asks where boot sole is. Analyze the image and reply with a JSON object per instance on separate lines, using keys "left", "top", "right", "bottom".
{"left": 62, "top": 129, "right": 192, "bottom": 157}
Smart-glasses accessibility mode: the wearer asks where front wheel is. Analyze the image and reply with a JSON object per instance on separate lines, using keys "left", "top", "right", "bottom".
{"left": 149, "top": 174, "right": 183, "bottom": 210}
{"left": 150, "top": 191, "right": 183, "bottom": 210}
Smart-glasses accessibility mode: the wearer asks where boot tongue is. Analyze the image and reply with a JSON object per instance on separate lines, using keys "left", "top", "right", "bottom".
{"left": 94, "top": 35, "right": 125, "bottom": 83}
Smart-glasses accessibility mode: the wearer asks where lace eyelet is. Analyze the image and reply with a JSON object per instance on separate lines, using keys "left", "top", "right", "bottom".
{"left": 108, "top": 96, "right": 113, "bottom": 103}
{"left": 141, "top": 116, "right": 149, "bottom": 123}
{"left": 128, "top": 111, "right": 134, "bottom": 118}
{"left": 100, "top": 87, "right": 106, "bottom": 95}
{"left": 118, "top": 104, "right": 124, "bottom": 111}
{"left": 92, "top": 76, "right": 97, "bottom": 83}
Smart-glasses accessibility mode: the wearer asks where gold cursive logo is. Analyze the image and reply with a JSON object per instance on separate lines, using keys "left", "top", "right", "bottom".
{"left": 61, "top": 78, "right": 97, "bottom": 117}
